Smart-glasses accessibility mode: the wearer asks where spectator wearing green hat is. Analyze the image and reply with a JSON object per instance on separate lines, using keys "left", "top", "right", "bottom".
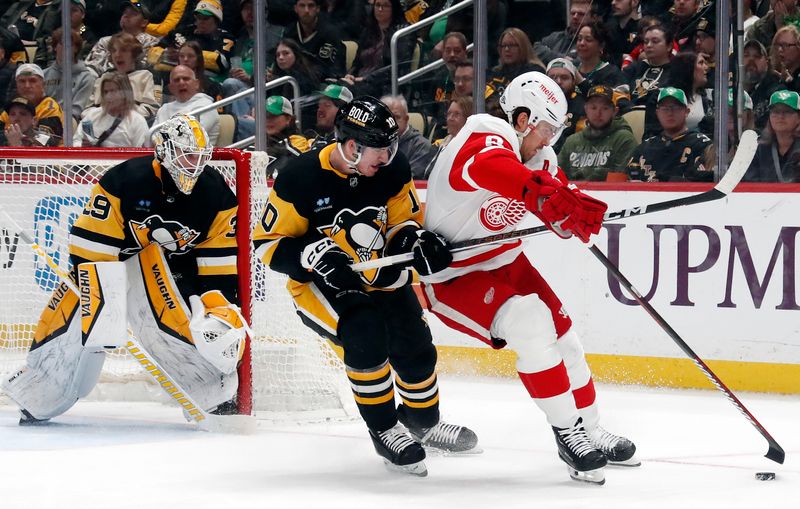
{"left": 744, "top": 90, "right": 800, "bottom": 182}
{"left": 626, "top": 86, "right": 712, "bottom": 182}
{"left": 265, "top": 95, "right": 310, "bottom": 177}
{"left": 558, "top": 84, "right": 638, "bottom": 181}
{"left": 307, "top": 84, "right": 353, "bottom": 150}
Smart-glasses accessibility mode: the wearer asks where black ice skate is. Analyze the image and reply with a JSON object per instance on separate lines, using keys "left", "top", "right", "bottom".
{"left": 552, "top": 417, "right": 607, "bottom": 485}
{"left": 369, "top": 423, "right": 427, "bottom": 476}
{"left": 590, "top": 426, "right": 640, "bottom": 466}
{"left": 19, "top": 409, "right": 50, "bottom": 426}
{"left": 398, "top": 409, "right": 481, "bottom": 454}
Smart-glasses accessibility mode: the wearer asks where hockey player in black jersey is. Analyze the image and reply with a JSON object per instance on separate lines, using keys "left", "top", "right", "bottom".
{"left": 3, "top": 114, "right": 248, "bottom": 425}
{"left": 254, "top": 96, "right": 479, "bottom": 476}
{"left": 626, "top": 87, "right": 713, "bottom": 182}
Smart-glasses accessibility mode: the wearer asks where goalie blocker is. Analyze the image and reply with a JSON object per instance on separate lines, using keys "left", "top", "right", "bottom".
{"left": 3, "top": 244, "right": 245, "bottom": 423}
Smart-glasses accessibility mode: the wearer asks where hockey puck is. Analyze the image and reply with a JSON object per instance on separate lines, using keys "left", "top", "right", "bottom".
{"left": 755, "top": 472, "right": 776, "bottom": 481}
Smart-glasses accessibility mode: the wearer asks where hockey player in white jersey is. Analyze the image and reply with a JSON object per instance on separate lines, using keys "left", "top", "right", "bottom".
{"left": 422, "top": 72, "right": 638, "bottom": 484}
{"left": 3, "top": 114, "right": 247, "bottom": 425}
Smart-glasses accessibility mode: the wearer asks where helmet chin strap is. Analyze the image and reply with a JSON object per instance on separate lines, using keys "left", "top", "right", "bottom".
{"left": 336, "top": 142, "right": 364, "bottom": 175}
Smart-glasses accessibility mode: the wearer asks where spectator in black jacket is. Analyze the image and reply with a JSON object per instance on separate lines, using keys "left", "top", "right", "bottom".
{"left": 743, "top": 39, "right": 787, "bottom": 130}
{"left": 547, "top": 57, "right": 586, "bottom": 153}
{"left": 283, "top": 0, "right": 347, "bottom": 80}
{"left": 605, "top": 0, "right": 641, "bottom": 67}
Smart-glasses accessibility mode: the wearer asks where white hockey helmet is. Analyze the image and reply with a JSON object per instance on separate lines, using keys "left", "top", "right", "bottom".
{"left": 499, "top": 71, "right": 568, "bottom": 145}
{"left": 153, "top": 113, "right": 213, "bottom": 194}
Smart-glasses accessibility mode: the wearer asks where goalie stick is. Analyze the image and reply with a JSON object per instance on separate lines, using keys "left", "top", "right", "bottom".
{"left": 351, "top": 129, "right": 757, "bottom": 273}
{"left": 588, "top": 244, "right": 785, "bottom": 464}
{"left": 0, "top": 208, "right": 256, "bottom": 434}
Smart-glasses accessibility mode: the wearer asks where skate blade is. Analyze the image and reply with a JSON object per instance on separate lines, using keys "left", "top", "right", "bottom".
{"left": 382, "top": 459, "right": 428, "bottom": 477}
{"left": 423, "top": 444, "right": 484, "bottom": 456}
{"left": 567, "top": 466, "right": 605, "bottom": 485}
{"left": 608, "top": 455, "right": 641, "bottom": 467}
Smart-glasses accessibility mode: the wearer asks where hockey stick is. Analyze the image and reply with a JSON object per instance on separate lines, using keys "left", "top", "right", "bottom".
{"left": 0, "top": 209, "right": 256, "bottom": 434}
{"left": 588, "top": 244, "right": 785, "bottom": 464}
{"left": 351, "top": 130, "right": 758, "bottom": 273}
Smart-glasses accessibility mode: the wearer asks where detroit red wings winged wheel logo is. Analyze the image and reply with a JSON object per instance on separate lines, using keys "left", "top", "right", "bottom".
{"left": 479, "top": 196, "right": 526, "bottom": 232}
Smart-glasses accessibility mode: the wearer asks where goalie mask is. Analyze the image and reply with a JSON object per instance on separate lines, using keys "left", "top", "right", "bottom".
{"left": 335, "top": 96, "right": 399, "bottom": 171}
{"left": 500, "top": 72, "right": 568, "bottom": 146}
{"left": 153, "top": 114, "right": 213, "bottom": 194}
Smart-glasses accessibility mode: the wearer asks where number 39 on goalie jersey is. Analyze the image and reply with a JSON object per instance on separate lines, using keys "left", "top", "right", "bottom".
{"left": 68, "top": 155, "right": 240, "bottom": 303}
{"left": 253, "top": 144, "right": 424, "bottom": 289}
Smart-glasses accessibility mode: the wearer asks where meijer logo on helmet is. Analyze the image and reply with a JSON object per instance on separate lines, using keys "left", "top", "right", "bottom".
{"left": 539, "top": 83, "right": 559, "bottom": 104}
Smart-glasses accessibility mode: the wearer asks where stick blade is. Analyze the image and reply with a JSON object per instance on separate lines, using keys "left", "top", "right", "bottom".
{"left": 716, "top": 129, "right": 758, "bottom": 195}
{"left": 765, "top": 442, "right": 786, "bottom": 464}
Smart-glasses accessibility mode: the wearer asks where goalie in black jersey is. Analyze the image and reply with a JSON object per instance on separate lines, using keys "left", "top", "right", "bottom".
{"left": 3, "top": 114, "right": 248, "bottom": 425}
{"left": 254, "top": 96, "right": 479, "bottom": 476}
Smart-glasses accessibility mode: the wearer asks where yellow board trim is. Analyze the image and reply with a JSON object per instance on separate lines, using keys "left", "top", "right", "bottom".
{"left": 434, "top": 346, "right": 800, "bottom": 395}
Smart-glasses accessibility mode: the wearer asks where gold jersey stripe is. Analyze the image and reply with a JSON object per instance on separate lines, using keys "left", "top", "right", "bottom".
{"left": 197, "top": 264, "right": 237, "bottom": 276}
{"left": 69, "top": 244, "right": 119, "bottom": 263}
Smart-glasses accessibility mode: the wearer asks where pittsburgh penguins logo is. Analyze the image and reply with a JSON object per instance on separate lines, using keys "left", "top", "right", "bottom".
{"left": 479, "top": 195, "right": 526, "bottom": 232}
{"left": 125, "top": 215, "right": 201, "bottom": 255}
{"left": 319, "top": 206, "right": 388, "bottom": 283}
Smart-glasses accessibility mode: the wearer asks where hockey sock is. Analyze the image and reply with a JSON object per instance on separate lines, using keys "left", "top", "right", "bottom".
{"left": 346, "top": 359, "right": 397, "bottom": 431}
{"left": 519, "top": 361, "right": 578, "bottom": 428}
{"left": 395, "top": 372, "right": 440, "bottom": 429}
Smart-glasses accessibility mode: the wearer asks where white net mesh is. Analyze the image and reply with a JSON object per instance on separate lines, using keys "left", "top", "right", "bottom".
{"left": 0, "top": 149, "right": 354, "bottom": 421}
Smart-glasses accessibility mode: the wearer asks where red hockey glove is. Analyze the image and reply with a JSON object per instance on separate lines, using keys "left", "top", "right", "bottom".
{"left": 522, "top": 170, "right": 564, "bottom": 216}
{"left": 558, "top": 188, "right": 608, "bottom": 242}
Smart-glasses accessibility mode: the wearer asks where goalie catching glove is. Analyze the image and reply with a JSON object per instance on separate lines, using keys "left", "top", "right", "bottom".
{"left": 189, "top": 291, "right": 249, "bottom": 374}
{"left": 522, "top": 170, "right": 608, "bottom": 242}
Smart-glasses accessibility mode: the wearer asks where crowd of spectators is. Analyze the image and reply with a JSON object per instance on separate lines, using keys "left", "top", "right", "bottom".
{"left": 0, "top": 0, "right": 798, "bottom": 182}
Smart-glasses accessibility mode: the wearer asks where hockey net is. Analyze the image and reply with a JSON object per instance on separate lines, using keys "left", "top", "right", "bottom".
{"left": 0, "top": 147, "right": 354, "bottom": 421}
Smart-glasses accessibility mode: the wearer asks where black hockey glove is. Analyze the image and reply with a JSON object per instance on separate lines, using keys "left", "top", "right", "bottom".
{"left": 411, "top": 230, "right": 453, "bottom": 276}
{"left": 301, "top": 238, "right": 363, "bottom": 294}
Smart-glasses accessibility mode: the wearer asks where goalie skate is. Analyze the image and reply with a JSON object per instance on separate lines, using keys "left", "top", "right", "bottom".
{"left": 590, "top": 426, "right": 640, "bottom": 466}
{"left": 19, "top": 409, "right": 50, "bottom": 427}
{"left": 369, "top": 423, "right": 428, "bottom": 477}
{"left": 552, "top": 417, "right": 607, "bottom": 485}
{"left": 398, "top": 409, "right": 481, "bottom": 455}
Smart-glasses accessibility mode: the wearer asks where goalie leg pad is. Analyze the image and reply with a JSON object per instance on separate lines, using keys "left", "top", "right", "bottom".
{"left": 125, "top": 244, "right": 238, "bottom": 411}
{"left": 2, "top": 302, "right": 107, "bottom": 420}
{"left": 78, "top": 261, "right": 128, "bottom": 349}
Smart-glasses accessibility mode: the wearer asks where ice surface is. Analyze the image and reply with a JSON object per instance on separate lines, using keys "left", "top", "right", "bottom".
{"left": 1, "top": 376, "right": 797, "bottom": 509}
